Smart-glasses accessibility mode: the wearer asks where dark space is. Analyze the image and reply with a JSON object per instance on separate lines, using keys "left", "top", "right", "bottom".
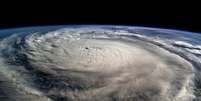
{"left": 0, "top": 8, "right": 200, "bottom": 33}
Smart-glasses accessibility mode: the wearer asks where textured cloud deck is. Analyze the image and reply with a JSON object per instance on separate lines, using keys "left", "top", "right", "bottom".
{"left": 0, "top": 25, "right": 200, "bottom": 101}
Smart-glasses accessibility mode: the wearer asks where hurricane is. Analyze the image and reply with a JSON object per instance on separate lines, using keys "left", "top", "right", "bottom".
{"left": 0, "top": 25, "right": 201, "bottom": 101}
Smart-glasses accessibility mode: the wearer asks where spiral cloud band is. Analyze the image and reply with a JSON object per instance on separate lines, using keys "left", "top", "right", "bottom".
{"left": 0, "top": 26, "right": 201, "bottom": 101}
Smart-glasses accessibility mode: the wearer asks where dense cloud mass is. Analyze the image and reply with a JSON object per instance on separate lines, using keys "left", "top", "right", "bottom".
{"left": 0, "top": 26, "right": 201, "bottom": 101}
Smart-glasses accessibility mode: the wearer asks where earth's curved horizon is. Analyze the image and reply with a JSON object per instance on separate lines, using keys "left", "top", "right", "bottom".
{"left": 0, "top": 25, "right": 201, "bottom": 101}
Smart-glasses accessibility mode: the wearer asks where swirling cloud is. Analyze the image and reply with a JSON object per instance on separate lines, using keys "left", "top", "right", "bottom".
{"left": 0, "top": 26, "right": 200, "bottom": 101}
